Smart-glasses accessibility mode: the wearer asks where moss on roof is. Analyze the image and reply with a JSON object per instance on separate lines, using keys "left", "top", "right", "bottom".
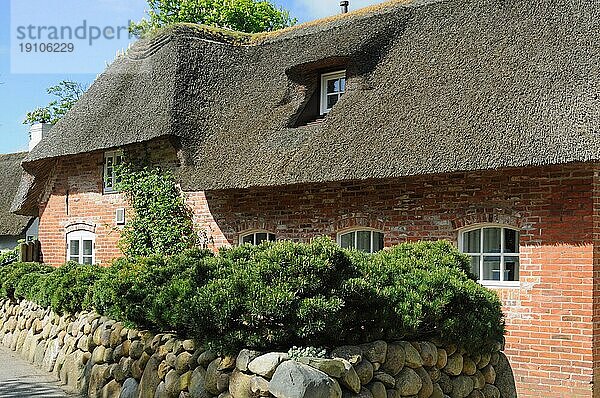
{"left": 139, "top": 0, "right": 416, "bottom": 45}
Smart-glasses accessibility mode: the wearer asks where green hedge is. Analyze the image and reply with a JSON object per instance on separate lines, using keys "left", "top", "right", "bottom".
{"left": 0, "top": 238, "right": 504, "bottom": 353}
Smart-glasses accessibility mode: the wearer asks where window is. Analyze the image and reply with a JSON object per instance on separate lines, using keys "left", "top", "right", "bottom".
{"left": 66, "top": 230, "right": 95, "bottom": 264}
{"left": 320, "top": 70, "right": 346, "bottom": 115}
{"left": 460, "top": 226, "right": 520, "bottom": 285}
{"left": 240, "top": 231, "right": 276, "bottom": 245}
{"left": 338, "top": 229, "right": 384, "bottom": 253}
{"left": 104, "top": 150, "right": 123, "bottom": 193}
{"left": 115, "top": 208, "right": 126, "bottom": 225}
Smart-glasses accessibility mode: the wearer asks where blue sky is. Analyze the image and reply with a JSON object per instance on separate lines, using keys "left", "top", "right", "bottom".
{"left": 0, "top": 0, "right": 381, "bottom": 154}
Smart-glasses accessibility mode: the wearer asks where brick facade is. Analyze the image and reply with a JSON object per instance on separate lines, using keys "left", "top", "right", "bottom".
{"left": 37, "top": 148, "right": 598, "bottom": 396}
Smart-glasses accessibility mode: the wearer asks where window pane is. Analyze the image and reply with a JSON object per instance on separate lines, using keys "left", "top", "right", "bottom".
{"left": 504, "top": 256, "right": 520, "bottom": 281}
{"left": 327, "top": 79, "right": 340, "bottom": 94}
{"left": 340, "top": 78, "right": 346, "bottom": 92}
{"left": 69, "top": 240, "right": 79, "bottom": 256}
{"left": 356, "top": 231, "right": 371, "bottom": 253}
{"left": 483, "top": 256, "right": 501, "bottom": 281}
{"left": 327, "top": 94, "right": 339, "bottom": 109}
{"left": 242, "top": 235, "right": 254, "bottom": 245}
{"left": 69, "top": 256, "right": 79, "bottom": 262}
{"left": 463, "top": 229, "right": 480, "bottom": 253}
{"left": 372, "top": 232, "right": 384, "bottom": 252}
{"left": 106, "top": 156, "right": 113, "bottom": 167}
{"left": 105, "top": 167, "right": 113, "bottom": 189}
{"left": 504, "top": 229, "right": 519, "bottom": 253}
{"left": 268, "top": 233, "right": 276, "bottom": 242}
{"left": 340, "top": 232, "right": 354, "bottom": 249}
{"left": 256, "top": 233, "right": 268, "bottom": 244}
{"left": 83, "top": 240, "right": 93, "bottom": 256}
{"left": 483, "top": 228, "right": 501, "bottom": 253}
{"left": 82, "top": 256, "right": 93, "bottom": 265}
{"left": 470, "top": 256, "right": 480, "bottom": 279}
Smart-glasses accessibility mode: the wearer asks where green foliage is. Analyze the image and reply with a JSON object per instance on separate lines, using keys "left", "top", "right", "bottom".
{"left": 35, "top": 263, "right": 106, "bottom": 314}
{"left": 116, "top": 164, "right": 200, "bottom": 257}
{"left": 343, "top": 242, "right": 502, "bottom": 348}
{"left": 91, "top": 238, "right": 503, "bottom": 353}
{"left": 130, "top": 0, "right": 296, "bottom": 36}
{"left": 23, "top": 81, "right": 87, "bottom": 125}
{"left": 91, "top": 249, "right": 211, "bottom": 327}
{"left": 2, "top": 239, "right": 504, "bottom": 354}
{"left": 0, "top": 262, "right": 53, "bottom": 299}
{"left": 0, "top": 245, "right": 20, "bottom": 266}
{"left": 1, "top": 262, "right": 104, "bottom": 315}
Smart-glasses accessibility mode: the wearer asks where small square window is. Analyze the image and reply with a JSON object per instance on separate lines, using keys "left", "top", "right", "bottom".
{"left": 320, "top": 70, "right": 346, "bottom": 115}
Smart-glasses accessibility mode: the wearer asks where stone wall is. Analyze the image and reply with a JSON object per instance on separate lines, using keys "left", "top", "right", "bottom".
{"left": 0, "top": 299, "right": 516, "bottom": 398}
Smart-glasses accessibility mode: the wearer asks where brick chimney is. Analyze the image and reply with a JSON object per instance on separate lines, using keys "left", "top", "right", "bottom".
{"left": 28, "top": 123, "right": 52, "bottom": 151}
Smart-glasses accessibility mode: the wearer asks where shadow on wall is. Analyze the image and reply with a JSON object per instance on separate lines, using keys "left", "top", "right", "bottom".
{"left": 0, "top": 377, "right": 79, "bottom": 397}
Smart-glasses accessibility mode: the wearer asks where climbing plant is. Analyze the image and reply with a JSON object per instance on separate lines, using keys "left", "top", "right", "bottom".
{"left": 116, "top": 163, "right": 199, "bottom": 257}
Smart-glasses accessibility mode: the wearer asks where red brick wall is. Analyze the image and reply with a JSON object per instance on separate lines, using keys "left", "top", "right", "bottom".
{"left": 37, "top": 138, "right": 179, "bottom": 266}
{"left": 593, "top": 169, "right": 600, "bottom": 398}
{"left": 38, "top": 152, "right": 597, "bottom": 396}
{"left": 37, "top": 151, "right": 127, "bottom": 266}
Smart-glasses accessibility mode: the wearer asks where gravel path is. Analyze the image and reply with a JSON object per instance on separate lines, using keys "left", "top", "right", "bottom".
{"left": 0, "top": 346, "right": 81, "bottom": 397}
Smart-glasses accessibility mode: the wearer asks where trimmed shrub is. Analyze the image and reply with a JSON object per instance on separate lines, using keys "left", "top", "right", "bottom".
{"left": 0, "top": 262, "right": 53, "bottom": 299}
{"left": 91, "top": 249, "right": 212, "bottom": 328}
{"left": 1, "top": 262, "right": 104, "bottom": 314}
{"left": 2, "top": 238, "right": 505, "bottom": 354}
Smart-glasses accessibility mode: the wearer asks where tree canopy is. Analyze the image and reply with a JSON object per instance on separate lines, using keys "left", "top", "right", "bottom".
{"left": 23, "top": 81, "right": 86, "bottom": 125}
{"left": 130, "top": 0, "right": 296, "bottom": 36}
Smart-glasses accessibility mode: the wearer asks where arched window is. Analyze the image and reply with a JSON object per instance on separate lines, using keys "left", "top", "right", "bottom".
{"left": 239, "top": 230, "right": 276, "bottom": 246}
{"left": 337, "top": 229, "right": 384, "bottom": 253}
{"left": 66, "top": 230, "right": 95, "bottom": 264}
{"left": 459, "top": 225, "right": 520, "bottom": 284}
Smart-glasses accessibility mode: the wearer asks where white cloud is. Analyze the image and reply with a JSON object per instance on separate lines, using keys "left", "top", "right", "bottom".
{"left": 293, "top": 0, "right": 384, "bottom": 21}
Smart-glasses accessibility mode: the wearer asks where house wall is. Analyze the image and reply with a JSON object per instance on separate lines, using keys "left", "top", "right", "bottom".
{"left": 37, "top": 138, "right": 179, "bottom": 266}
{"left": 186, "top": 164, "right": 596, "bottom": 398}
{"left": 37, "top": 151, "right": 597, "bottom": 396}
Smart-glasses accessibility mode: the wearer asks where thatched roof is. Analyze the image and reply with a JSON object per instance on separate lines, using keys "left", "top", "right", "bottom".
{"left": 14, "top": 0, "right": 600, "bottom": 215}
{"left": 0, "top": 153, "right": 33, "bottom": 235}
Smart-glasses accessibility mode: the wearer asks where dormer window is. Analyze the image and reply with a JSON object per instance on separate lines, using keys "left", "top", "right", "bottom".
{"left": 320, "top": 70, "right": 346, "bottom": 115}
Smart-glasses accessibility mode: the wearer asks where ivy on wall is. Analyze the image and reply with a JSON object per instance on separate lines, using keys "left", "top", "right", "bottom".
{"left": 116, "top": 163, "right": 199, "bottom": 257}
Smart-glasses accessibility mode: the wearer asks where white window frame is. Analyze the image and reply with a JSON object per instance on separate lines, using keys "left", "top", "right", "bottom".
{"left": 239, "top": 230, "right": 277, "bottom": 246}
{"left": 458, "top": 224, "right": 520, "bottom": 287}
{"left": 320, "top": 70, "right": 346, "bottom": 115}
{"left": 103, "top": 150, "right": 123, "bottom": 194}
{"left": 66, "top": 230, "right": 95, "bottom": 265}
{"left": 115, "top": 208, "right": 126, "bottom": 225}
{"left": 337, "top": 228, "right": 384, "bottom": 253}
